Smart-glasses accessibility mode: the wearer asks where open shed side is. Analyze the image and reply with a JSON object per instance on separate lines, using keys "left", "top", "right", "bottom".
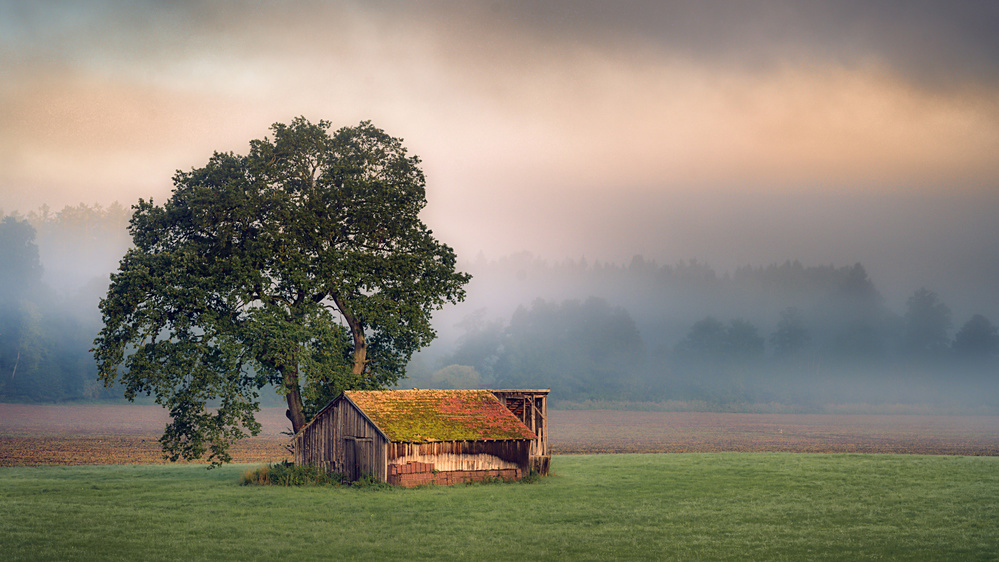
{"left": 491, "top": 389, "right": 550, "bottom": 474}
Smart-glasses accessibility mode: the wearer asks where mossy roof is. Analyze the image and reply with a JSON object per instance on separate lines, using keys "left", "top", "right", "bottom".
{"left": 344, "top": 389, "right": 538, "bottom": 443}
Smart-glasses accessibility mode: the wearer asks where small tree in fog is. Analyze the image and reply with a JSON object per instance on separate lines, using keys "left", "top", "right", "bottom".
{"left": 726, "top": 319, "right": 766, "bottom": 360}
{"left": 902, "top": 288, "right": 952, "bottom": 357}
{"left": 676, "top": 317, "right": 727, "bottom": 357}
{"left": 770, "top": 306, "right": 811, "bottom": 358}
{"left": 953, "top": 314, "right": 999, "bottom": 359}
{"left": 429, "top": 364, "right": 482, "bottom": 389}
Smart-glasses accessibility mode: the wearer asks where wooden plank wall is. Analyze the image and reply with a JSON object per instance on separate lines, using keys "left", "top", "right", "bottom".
{"left": 293, "top": 398, "right": 388, "bottom": 482}
{"left": 388, "top": 440, "right": 531, "bottom": 472}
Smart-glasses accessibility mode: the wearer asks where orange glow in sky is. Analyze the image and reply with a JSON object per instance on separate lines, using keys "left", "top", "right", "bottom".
{"left": 2, "top": 1, "right": 997, "bottom": 294}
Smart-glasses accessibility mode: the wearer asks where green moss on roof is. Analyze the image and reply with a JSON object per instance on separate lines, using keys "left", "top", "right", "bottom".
{"left": 345, "top": 389, "right": 538, "bottom": 443}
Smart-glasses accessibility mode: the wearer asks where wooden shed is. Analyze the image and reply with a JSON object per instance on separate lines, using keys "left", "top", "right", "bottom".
{"left": 292, "top": 389, "right": 550, "bottom": 486}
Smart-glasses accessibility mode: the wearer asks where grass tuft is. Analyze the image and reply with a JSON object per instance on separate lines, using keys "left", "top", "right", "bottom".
{"left": 240, "top": 461, "right": 342, "bottom": 487}
{"left": 350, "top": 472, "right": 394, "bottom": 489}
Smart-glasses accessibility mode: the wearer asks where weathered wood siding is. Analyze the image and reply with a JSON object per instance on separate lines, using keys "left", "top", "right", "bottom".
{"left": 293, "top": 397, "right": 388, "bottom": 482}
{"left": 387, "top": 440, "right": 531, "bottom": 472}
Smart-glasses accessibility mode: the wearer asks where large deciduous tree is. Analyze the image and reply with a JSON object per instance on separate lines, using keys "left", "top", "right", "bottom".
{"left": 93, "top": 118, "right": 470, "bottom": 464}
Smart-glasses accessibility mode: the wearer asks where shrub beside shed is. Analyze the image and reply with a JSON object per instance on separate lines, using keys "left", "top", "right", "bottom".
{"left": 292, "top": 389, "right": 549, "bottom": 486}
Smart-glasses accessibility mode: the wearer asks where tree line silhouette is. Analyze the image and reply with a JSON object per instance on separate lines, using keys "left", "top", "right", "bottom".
{"left": 410, "top": 255, "right": 999, "bottom": 410}
{"left": 0, "top": 204, "right": 130, "bottom": 401}
{"left": 2, "top": 206, "right": 997, "bottom": 410}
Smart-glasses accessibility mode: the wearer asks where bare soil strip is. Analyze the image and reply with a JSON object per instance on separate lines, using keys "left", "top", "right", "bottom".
{"left": 2, "top": 404, "right": 998, "bottom": 466}
{"left": 0, "top": 404, "right": 292, "bottom": 466}
{"left": 550, "top": 410, "right": 999, "bottom": 456}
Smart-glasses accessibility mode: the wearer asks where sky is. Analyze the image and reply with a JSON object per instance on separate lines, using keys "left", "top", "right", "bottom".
{"left": 2, "top": 0, "right": 998, "bottom": 314}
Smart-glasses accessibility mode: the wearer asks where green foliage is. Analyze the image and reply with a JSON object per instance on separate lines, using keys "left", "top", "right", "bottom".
{"left": 518, "top": 468, "right": 543, "bottom": 484}
{"left": 240, "top": 461, "right": 342, "bottom": 486}
{"left": 3, "top": 455, "right": 998, "bottom": 560}
{"left": 93, "top": 118, "right": 470, "bottom": 464}
{"left": 350, "top": 472, "right": 393, "bottom": 489}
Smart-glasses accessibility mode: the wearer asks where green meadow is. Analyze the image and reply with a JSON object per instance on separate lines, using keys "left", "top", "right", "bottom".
{"left": 2, "top": 453, "right": 997, "bottom": 560}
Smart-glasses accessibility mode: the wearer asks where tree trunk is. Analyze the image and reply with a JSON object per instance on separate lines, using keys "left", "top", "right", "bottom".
{"left": 332, "top": 293, "right": 367, "bottom": 375}
{"left": 350, "top": 328, "right": 367, "bottom": 376}
{"left": 283, "top": 365, "right": 307, "bottom": 433}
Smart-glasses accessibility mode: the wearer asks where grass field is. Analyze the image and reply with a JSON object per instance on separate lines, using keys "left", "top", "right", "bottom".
{"left": 2, "top": 453, "right": 997, "bottom": 560}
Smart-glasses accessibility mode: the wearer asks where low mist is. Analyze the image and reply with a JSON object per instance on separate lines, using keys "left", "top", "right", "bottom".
{"left": 406, "top": 253, "right": 999, "bottom": 414}
{"left": 0, "top": 205, "right": 131, "bottom": 402}
{"left": 2, "top": 202, "right": 997, "bottom": 414}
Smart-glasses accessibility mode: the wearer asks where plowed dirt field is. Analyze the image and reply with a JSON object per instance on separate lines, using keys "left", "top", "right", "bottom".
{"left": 2, "top": 404, "right": 997, "bottom": 466}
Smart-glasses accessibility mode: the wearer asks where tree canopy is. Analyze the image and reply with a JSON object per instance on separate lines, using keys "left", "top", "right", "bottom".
{"left": 903, "top": 287, "right": 952, "bottom": 357}
{"left": 770, "top": 306, "right": 811, "bottom": 358}
{"left": 953, "top": 314, "right": 999, "bottom": 359}
{"left": 93, "top": 118, "right": 470, "bottom": 464}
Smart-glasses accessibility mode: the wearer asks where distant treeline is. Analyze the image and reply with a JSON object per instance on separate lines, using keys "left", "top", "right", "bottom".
{"left": 2, "top": 206, "right": 997, "bottom": 409}
{"left": 407, "top": 254, "right": 999, "bottom": 411}
{"left": 0, "top": 204, "right": 131, "bottom": 402}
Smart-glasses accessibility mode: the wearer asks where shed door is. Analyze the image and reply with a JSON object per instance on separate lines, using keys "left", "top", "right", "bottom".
{"left": 344, "top": 437, "right": 374, "bottom": 481}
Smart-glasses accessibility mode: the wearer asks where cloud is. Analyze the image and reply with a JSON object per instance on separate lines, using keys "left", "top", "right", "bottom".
{"left": 1, "top": 0, "right": 997, "bottom": 313}
{"left": 455, "top": 1, "right": 999, "bottom": 88}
